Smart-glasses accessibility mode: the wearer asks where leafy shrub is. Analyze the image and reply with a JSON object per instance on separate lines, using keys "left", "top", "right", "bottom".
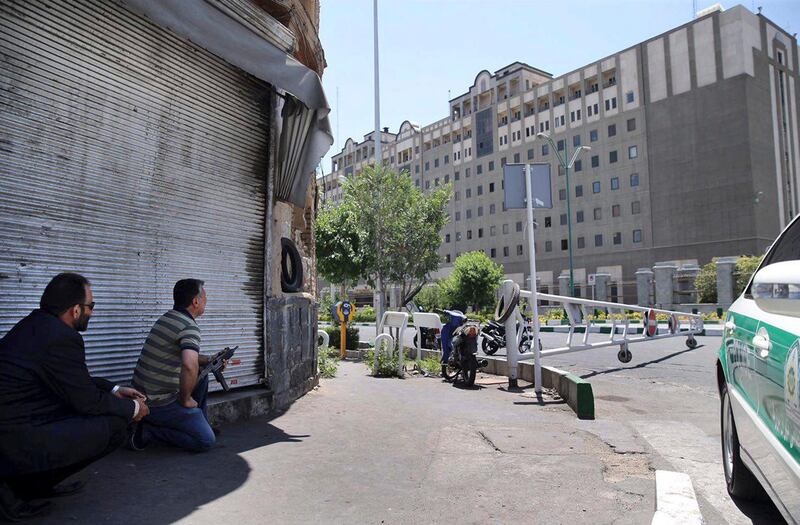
{"left": 444, "top": 251, "right": 504, "bottom": 312}
{"left": 362, "top": 347, "right": 401, "bottom": 377}
{"left": 317, "top": 349, "right": 340, "bottom": 378}
{"left": 415, "top": 282, "right": 448, "bottom": 311}
{"left": 415, "top": 355, "right": 441, "bottom": 377}
{"left": 323, "top": 325, "right": 360, "bottom": 350}
{"left": 352, "top": 305, "right": 376, "bottom": 323}
{"left": 695, "top": 261, "right": 717, "bottom": 303}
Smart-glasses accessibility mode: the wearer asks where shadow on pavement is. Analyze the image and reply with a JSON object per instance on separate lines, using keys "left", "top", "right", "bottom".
{"left": 579, "top": 346, "right": 702, "bottom": 380}
{"left": 29, "top": 418, "right": 308, "bottom": 525}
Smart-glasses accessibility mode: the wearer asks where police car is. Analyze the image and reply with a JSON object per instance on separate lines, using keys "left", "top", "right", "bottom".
{"left": 718, "top": 213, "right": 800, "bottom": 522}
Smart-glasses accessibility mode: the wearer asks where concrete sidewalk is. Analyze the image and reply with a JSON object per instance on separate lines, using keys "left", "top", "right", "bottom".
{"left": 30, "top": 361, "right": 657, "bottom": 524}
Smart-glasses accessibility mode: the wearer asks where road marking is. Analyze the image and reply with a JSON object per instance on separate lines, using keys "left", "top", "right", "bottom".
{"left": 634, "top": 420, "right": 749, "bottom": 525}
{"left": 652, "top": 470, "right": 704, "bottom": 524}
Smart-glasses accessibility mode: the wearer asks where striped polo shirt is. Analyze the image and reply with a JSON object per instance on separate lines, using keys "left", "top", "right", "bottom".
{"left": 132, "top": 309, "right": 201, "bottom": 407}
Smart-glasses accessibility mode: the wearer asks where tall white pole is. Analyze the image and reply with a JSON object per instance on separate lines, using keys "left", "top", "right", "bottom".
{"left": 372, "top": 0, "right": 384, "bottom": 320}
{"left": 524, "top": 165, "right": 543, "bottom": 394}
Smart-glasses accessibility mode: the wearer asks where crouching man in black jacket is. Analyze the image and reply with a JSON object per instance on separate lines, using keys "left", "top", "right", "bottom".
{"left": 0, "top": 273, "right": 149, "bottom": 521}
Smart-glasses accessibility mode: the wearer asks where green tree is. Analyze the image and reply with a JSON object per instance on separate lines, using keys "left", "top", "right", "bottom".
{"left": 341, "top": 164, "right": 451, "bottom": 311}
{"left": 445, "top": 251, "right": 504, "bottom": 312}
{"left": 414, "top": 281, "right": 448, "bottom": 311}
{"left": 695, "top": 260, "right": 718, "bottom": 303}
{"left": 315, "top": 200, "right": 368, "bottom": 295}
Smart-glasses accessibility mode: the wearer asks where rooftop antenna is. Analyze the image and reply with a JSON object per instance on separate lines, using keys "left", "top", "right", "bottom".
{"left": 757, "top": 6, "right": 762, "bottom": 14}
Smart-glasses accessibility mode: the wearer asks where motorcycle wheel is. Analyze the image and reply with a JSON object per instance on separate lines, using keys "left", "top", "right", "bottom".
{"left": 441, "top": 363, "right": 459, "bottom": 382}
{"left": 481, "top": 338, "right": 498, "bottom": 356}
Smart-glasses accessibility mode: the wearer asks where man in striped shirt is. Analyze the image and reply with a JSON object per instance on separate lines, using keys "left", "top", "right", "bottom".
{"left": 130, "top": 279, "right": 220, "bottom": 452}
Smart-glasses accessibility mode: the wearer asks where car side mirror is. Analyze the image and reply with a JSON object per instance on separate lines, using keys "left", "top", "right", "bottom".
{"left": 752, "top": 261, "right": 800, "bottom": 317}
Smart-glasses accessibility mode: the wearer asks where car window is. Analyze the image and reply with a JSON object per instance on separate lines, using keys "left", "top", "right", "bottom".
{"left": 744, "top": 217, "right": 800, "bottom": 297}
{"left": 764, "top": 218, "right": 800, "bottom": 266}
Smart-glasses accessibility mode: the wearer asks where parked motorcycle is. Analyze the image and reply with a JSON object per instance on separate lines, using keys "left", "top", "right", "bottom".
{"left": 480, "top": 319, "right": 534, "bottom": 356}
{"left": 439, "top": 309, "right": 488, "bottom": 387}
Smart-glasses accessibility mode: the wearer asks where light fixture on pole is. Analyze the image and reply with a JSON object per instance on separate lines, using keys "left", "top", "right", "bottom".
{"left": 535, "top": 132, "right": 590, "bottom": 297}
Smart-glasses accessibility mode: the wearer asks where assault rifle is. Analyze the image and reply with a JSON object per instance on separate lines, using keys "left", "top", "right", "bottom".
{"left": 198, "top": 346, "right": 238, "bottom": 391}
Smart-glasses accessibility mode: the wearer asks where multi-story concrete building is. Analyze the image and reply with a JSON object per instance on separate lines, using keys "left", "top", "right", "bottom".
{"left": 322, "top": 5, "right": 799, "bottom": 302}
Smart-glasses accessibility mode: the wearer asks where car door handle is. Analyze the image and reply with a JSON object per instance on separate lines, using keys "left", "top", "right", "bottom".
{"left": 724, "top": 321, "right": 736, "bottom": 331}
{"left": 752, "top": 334, "right": 771, "bottom": 356}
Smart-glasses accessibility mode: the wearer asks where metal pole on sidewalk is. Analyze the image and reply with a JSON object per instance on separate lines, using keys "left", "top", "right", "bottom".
{"left": 372, "top": 0, "right": 384, "bottom": 321}
{"left": 524, "top": 165, "right": 543, "bottom": 394}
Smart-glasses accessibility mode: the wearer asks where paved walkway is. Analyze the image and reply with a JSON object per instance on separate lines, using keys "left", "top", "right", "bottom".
{"left": 31, "top": 361, "right": 658, "bottom": 524}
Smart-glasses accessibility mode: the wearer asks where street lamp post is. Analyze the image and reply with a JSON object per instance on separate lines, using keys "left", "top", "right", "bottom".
{"left": 536, "top": 132, "right": 590, "bottom": 297}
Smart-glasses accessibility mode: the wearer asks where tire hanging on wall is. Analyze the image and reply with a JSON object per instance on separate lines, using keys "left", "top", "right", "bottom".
{"left": 281, "top": 237, "right": 304, "bottom": 293}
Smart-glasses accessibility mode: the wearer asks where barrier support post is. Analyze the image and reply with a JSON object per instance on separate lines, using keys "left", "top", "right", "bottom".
{"left": 503, "top": 280, "right": 520, "bottom": 389}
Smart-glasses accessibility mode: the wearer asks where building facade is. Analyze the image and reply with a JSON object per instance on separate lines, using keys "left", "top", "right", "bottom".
{"left": 323, "top": 5, "right": 799, "bottom": 302}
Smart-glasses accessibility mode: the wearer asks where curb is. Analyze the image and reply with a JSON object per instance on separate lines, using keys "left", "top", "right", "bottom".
{"left": 651, "top": 470, "right": 704, "bottom": 524}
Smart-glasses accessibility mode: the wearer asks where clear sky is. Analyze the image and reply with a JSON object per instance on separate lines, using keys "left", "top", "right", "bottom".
{"left": 319, "top": 0, "right": 800, "bottom": 174}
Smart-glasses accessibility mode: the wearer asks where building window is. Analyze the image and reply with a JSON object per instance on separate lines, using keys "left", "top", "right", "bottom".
{"left": 425, "top": 181, "right": 430, "bottom": 189}
{"left": 576, "top": 210, "right": 584, "bottom": 223}
{"left": 577, "top": 237, "right": 586, "bottom": 249}
{"left": 465, "top": 168, "right": 471, "bottom": 178}
{"left": 503, "top": 246, "right": 509, "bottom": 257}
{"left": 560, "top": 213, "right": 567, "bottom": 225}
{"left": 455, "top": 171, "right": 460, "bottom": 181}
{"left": 627, "top": 118, "right": 636, "bottom": 132}
{"left": 628, "top": 145, "right": 638, "bottom": 159}
{"left": 467, "top": 230, "right": 472, "bottom": 240}
{"left": 415, "top": 179, "right": 420, "bottom": 187}
{"left": 444, "top": 154, "right": 449, "bottom": 164}
{"left": 595, "top": 234, "right": 603, "bottom": 247}
{"left": 631, "top": 201, "right": 641, "bottom": 214}
{"left": 557, "top": 139, "right": 565, "bottom": 151}
{"left": 455, "top": 211, "right": 461, "bottom": 221}
{"left": 593, "top": 103, "right": 599, "bottom": 115}
{"left": 590, "top": 129, "right": 598, "bottom": 142}
{"left": 574, "top": 160, "right": 582, "bottom": 172}
{"left": 613, "top": 232, "right": 622, "bottom": 245}
{"left": 542, "top": 144, "right": 549, "bottom": 156}
{"left": 629, "top": 173, "right": 639, "bottom": 187}
{"left": 573, "top": 135, "right": 581, "bottom": 147}
{"left": 608, "top": 124, "right": 616, "bottom": 137}
{"left": 591, "top": 155, "right": 599, "bottom": 168}
{"left": 456, "top": 232, "right": 462, "bottom": 241}
{"left": 594, "top": 207, "right": 602, "bottom": 220}
{"left": 513, "top": 152, "right": 520, "bottom": 163}
{"left": 561, "top": 239, "right": 568, "bottom": 251}
{"left": 517, "top": 245, "right": 523, "bottom": 256}
{"left": 454, "top": 191, "right": 460, "bottom": 201}
{"left": 612, "top": 204, "right": 621, "bottom": 217}
{"left": 476, "top": 164, "right": 483, "bottom": 175}
{"left": 545, "top": 241, "right": 552, "bottom": 252}
{"left": 503, "top": 224, "right": 509, "bottom": 234}
{"left": 445, "top": 254, "right": 451, "bottom": 263}
{"left": 611, "top": 177, "right": 620, "bottom": 190}
{"left": 592, "top": 181, "right": 601, "bottom": 194}
{"left": 575, "top": 185, "right": 583, "bottom": 197}
{"left": 626, "top": 91, "right": 634, "bottom": 103}
{"left": 489, "top": 203, "right": 496, "bottom": 214}
{"left": 559, "top": 188, "right": 567, "bottom": 201}
{"left": 609, "top": 150, "right": 618, "bottom": 163}
{"left": 489, "top": 182, "right": 495, "bottom": 193}
{"left": 466, "top": 188, "right": 472, "bottom": 198}
{"left": 488, "top": 161, "right": 494, "bottom": 171}
{"left": 466, "top": 209, "right": 472, "bottom": 219}
{"left": 425, "top": 161, "right": 430, "bottom": 171}
{"left": 544, "top": 216, "right": 552, "bottom": 228}
{"left": 527, "top": 148, "right": 534, "bottom": 160}
{"left": 435, "top": 177, "right": 440, "bottom": 187}
{"left": 445, "top": 233, "right": 451, "bottom": 243}
{"left": 415, "top": 165, "right": 420, "bottom": 174}
{"left": 516, "top": 221, "right": 523, "bottom": 232}
{"left": 477, "top": 206, "right": 483, "bottom": 217}
{"left": 560, "top": 115, "right": 565, "bottom": 126}
{"left": 490, "top": 248, "right": 496, "bottom": 258}
{"left": 477, "top": 185, "right": 483, "bottom": 196}
{"left": 490, "top": 225, "right": 497, "bottom": 236}
{"left": 478, "top": 228, "right": 484, "bottom": 238}
{"left": 633, "top": 229, "right": 642, "bottom": 243}
{"left": 501, "top": 157, "right": 507, "bottom": 166}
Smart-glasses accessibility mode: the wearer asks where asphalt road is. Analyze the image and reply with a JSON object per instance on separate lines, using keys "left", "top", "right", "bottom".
{"left": 354, "top": 324, "right": 786, "bottom": 524}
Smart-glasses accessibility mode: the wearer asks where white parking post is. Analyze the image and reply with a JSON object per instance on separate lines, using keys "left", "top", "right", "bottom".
{"left": 503, "top": 280, "right": 520, "bottom": 388}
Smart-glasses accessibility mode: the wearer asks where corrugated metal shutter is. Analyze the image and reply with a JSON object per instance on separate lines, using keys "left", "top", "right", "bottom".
{"left": 0, "top": 0, "right": 270, "bottom": 390}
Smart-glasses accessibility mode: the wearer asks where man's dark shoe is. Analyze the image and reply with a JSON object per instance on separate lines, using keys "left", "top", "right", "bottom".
{"left": 0, "top": 482, "right": 51, "bottom": 522}
{"left": 127, "top": 423, "right": 147, "bottom": 451}
{"left": 38, "top": 480, "right": 85, "bottom": 499}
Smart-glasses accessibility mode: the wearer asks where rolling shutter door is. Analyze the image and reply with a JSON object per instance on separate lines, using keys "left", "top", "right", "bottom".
{"left": 0, "top": 0, "right": 270, "bottom": 390}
